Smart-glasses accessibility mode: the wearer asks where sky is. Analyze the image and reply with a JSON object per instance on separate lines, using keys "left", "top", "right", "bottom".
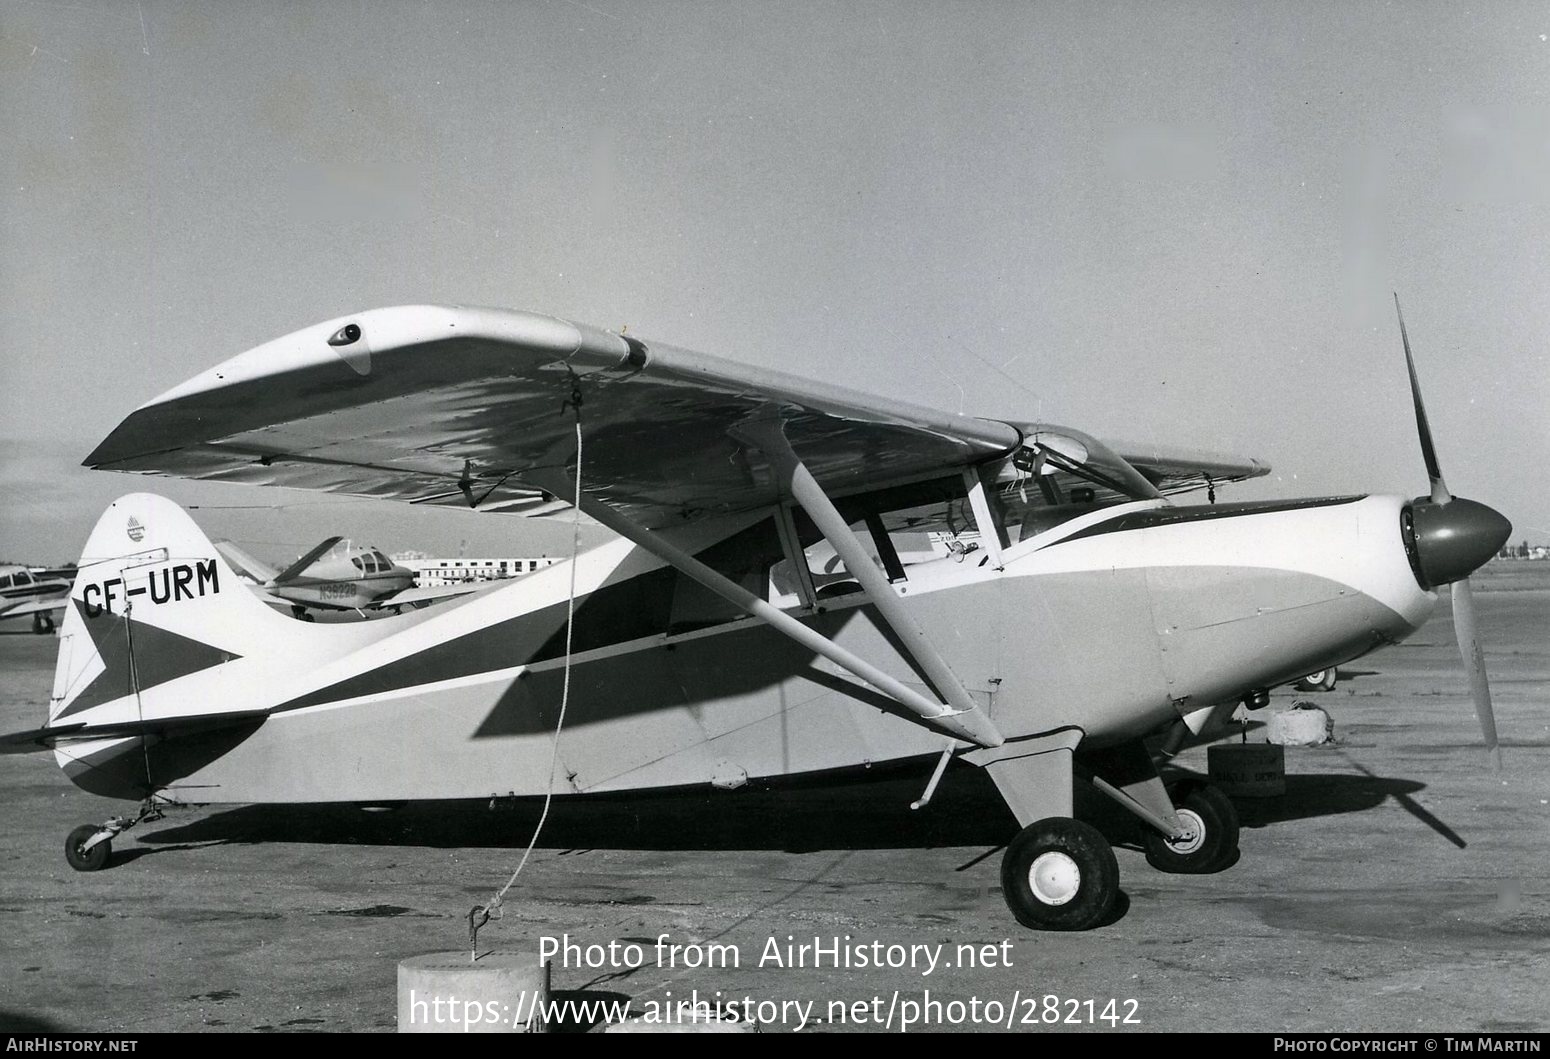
{"left": 2, "top": 0, "right": 1547, "bottom": 566}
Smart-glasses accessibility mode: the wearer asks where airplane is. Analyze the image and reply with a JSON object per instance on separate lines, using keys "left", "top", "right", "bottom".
{"left": 0, "top": 563, "right": 73, "bottom": 634}
{"left": 0, "top": 299, "right": 1510, "bottom": 931}
{"left": 214, "top": 536, "right": 482, "bottom": 619}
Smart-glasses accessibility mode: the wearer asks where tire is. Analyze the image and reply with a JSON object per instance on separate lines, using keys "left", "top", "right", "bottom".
{"left": 65, "top": 825, "right": 111, "bottom": 872}
{"left": 1294, "top": 668, "right": 1338, "bottom": 692}
{"left": 1144, "top": 782, "right": 1239, "bottom": 874}
{"left": 1001, "top": 817, "right": 1119, "bottom": 931}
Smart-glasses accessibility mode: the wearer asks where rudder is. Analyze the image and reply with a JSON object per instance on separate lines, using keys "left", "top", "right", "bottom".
{"left": 50, "top": 493, "right": 306, "bottom": 726}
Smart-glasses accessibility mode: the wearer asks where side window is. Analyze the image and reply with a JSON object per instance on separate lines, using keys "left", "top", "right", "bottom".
{"left": 780, "top": 476, "right": 980, "bottom": 598}
{"left": 351, "top": 556, "right": 367, "bottom": 573}
{"left": 669, "top": 518, "right": 784, "bottom": 634}
{"left": 0, "top": 574, "right": 11, "bottom": 590}
{"left": 13, "top": 571, "right": 31, "bottom": 587}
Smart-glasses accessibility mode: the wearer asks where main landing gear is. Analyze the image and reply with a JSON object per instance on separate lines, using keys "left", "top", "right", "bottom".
{"left": 1140, "top": 780, "right": 1239, "bottom": 874}
{"left": 32, "top": 612, "right": 55, "bottom": 635}
{"left": 1294, "top": 668, "right": 1338, "bottom": 692}
{"left": 970, "top": 732, "right": 1240, "bottom": 930}
{"left": 64, "top": 799, "right": 166, "bottom": 872}
{"left": 1001, "top": 818, "right": 1119, "bottom": 931}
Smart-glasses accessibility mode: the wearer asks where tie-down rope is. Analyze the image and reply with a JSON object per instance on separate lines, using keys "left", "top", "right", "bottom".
{"left": 468, "top": 379, "right": 585, "bottom": 958}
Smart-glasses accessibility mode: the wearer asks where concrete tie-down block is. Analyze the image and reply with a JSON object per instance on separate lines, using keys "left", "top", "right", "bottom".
{"left": 1267, "top": 702, "right": 1335, "bottom": 746}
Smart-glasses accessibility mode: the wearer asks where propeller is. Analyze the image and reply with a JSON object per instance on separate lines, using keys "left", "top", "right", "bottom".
{"left": 1393, "top": 294, "right": 1511, "bottom": 769}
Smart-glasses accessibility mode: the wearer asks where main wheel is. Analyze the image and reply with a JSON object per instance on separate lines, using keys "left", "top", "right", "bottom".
{"left": 65, "top": 825, "right": 111, "bottom": 872}
{"left": 1144, "top": 781, "right": 1239, "bottom": 874}
{"left": 1294, "top": 668, "right": 1338, "bottom": 692}
{"left": 1001, "top": 818, "right": 1119, "bottom": 931}
{"left": 32, "top": 613, "right": 54, "bottom": 634}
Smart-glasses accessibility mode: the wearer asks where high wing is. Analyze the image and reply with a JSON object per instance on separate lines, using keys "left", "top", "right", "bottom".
{"left": 1109, "top": 440, "right": 1268, "bottom": 497}
{"left": 84, "top": 305, "right": 1266, "bottom": 524}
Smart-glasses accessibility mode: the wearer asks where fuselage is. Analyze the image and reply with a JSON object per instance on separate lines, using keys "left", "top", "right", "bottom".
{"left": 54, "top": 492, "right": 1436, "bottom": 804}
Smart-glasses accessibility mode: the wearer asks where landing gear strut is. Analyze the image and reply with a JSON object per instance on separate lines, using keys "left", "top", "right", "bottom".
{"left": 973, "top": 734, "right": 1245, "bottom": 929}
{"left": 968, "top": 731, "right": 1125, "bottom": 930}
{"left": 64, "top": 799, "right": 166, "bottom": 872}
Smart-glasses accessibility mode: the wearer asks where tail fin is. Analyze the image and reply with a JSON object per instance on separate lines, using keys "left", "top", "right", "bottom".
{"left": 272, "top": 536, "right": 344, "bottom": 584}
{"left": 212, "top": 538, "right": 280, "bottom": 585}
{"left": 50, "top": 493, "right": 308, "bottom": 727}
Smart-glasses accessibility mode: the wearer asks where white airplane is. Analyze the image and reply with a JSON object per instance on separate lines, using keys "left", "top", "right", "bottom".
{"left": 214, "top": 536, "right": 479, "bottom": 618}
{"left": 0, "top": 564, "right": 73, "bottom": 634}
{"left": 1, "top": 299, "right": 1509, "bottom": 931}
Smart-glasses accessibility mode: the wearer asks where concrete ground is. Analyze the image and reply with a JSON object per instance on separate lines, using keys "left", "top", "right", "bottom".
{"left": 1, "top": 564, "right": 1545, "bottom": 1033}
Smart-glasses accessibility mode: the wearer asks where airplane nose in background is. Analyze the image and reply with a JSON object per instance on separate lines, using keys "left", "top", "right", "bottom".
{"left": 1410, "top": 497, "right": 1513, "bottom": 588}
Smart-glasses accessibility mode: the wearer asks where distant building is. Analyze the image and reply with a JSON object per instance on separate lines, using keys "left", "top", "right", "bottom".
{"left": 392, "top": 555, "right": 561, "bottom": 588}
{"left": 1495, "top": 540, "right": 1548, "bottom": 561}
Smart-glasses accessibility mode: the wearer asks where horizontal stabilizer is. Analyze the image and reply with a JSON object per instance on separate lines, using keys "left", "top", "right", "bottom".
{"left": 0, "top": 710, "right": 270, "bottom": 755}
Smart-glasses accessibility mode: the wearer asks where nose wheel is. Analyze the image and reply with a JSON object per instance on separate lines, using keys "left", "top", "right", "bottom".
{"left": 1001, "top": 817, "right": 1119, "bottom": 931}
{"left": 1143, "top": 781, "right": 1239, "bottom": 874}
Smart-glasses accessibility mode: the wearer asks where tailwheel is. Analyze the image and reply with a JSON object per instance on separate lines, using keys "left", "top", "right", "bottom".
{"left": 1001, "top": 817, "right": 1119, "bottom": 931}
{"left": 65, "top": 824, "right": 112, "bottom": 872}
{"left": 1144, "top": 781, "right": 1239, "bottom": 874}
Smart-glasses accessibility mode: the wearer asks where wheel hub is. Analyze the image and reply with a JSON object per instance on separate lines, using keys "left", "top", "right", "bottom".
{"left": 1028, "top": 851, "right": 1081, "bottom": 905}
{"left": 1165, "top": 808, "right": 1207, "bottom": 855}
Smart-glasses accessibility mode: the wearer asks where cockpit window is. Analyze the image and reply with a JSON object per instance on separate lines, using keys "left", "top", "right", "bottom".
{"left": 989, "top": 444, "right": 1144, "bottom": 540}
{"left": 772, "top": 476, "right": 977, "bottom": 596}
{"left": 767, "top": 457, "right": 1133, "bottom": 602}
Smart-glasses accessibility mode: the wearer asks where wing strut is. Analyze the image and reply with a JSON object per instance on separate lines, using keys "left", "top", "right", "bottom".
{"left": 735, "top": 421, "right": 1005, "bottom": 749}
{"left": 553, "top": 485, "right": 1003, "bottom": 749}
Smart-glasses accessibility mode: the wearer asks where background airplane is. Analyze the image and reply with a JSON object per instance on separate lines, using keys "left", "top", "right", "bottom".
{"left": 215, "top": 537, "right": 481, "bottom": 619}
{"left": 0, "top": 564, "right": 73, "bottom": 634}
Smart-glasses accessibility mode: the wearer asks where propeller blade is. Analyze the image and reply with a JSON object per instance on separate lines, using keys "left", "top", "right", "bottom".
{"left": 1451, "top": 577, "right": 1502, "bottom": 771}
{"left": 1394, "top": 293, "right": 1451, "bottom": 504}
